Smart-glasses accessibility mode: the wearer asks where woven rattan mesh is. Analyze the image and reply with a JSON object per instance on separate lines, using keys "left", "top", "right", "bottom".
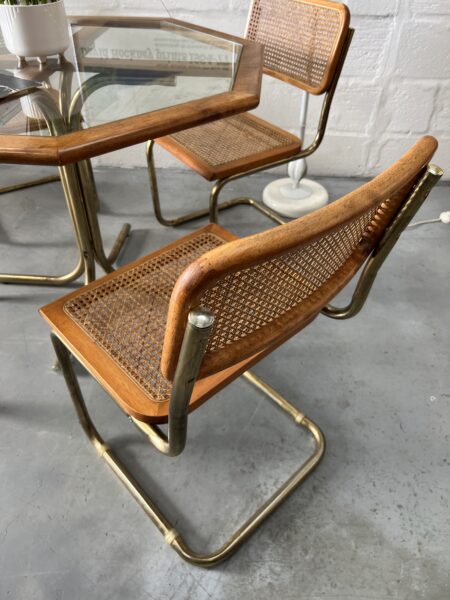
{"left": 169, "top": 114, "right": 300, "bottom": 168}
{"left": 199, "top": 203, "right": 395, "bottom": 356}
{"left": 64, "top": 233, "right": 226, "bottom": 402}
{"left": 247, "top": 0, "right": 344, "bottom": 91}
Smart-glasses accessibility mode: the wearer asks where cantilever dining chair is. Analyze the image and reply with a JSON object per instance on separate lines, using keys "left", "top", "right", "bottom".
{"left": 147, "top": 0, "right": 353, "bottom": 227}
{"left": 40, "top": 137, "right": 442, "bottom": 567}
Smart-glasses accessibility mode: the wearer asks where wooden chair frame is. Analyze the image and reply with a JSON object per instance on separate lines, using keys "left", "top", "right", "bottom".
{"left": 147, "top": 5, "right": 354, "bottom": 228}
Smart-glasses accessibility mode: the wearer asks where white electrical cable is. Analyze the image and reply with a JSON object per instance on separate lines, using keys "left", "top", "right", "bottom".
{"left": 408, "top": 218, "right": 440, "bottom": 228}
{"left": 408, "top": 211, "right": 450, "bottom": 228}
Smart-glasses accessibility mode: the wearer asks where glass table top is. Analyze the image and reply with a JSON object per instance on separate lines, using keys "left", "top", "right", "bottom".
{"left": 0, "top": 20, "right": 243, "bottom": 137}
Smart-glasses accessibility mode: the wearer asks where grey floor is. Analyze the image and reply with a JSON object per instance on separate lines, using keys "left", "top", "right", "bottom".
{"left": 0, "top": 164, "right": 449, "bottom": 600}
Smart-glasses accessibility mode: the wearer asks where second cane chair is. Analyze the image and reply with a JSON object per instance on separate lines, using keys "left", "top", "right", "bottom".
{"left": 40, "top": 137, "right": 442, "bottom": 567}
{"left": 147, "top": 0, "right": 353, "bottom": 227}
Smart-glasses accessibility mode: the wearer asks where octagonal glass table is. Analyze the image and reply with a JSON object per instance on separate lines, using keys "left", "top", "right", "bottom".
{"left": 0, "top": 17, "right": 262, "bottom": 285}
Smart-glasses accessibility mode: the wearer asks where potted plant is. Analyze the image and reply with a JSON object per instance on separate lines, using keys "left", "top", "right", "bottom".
{"left": 0, "top": 0, "right": 70, "bottom": 66}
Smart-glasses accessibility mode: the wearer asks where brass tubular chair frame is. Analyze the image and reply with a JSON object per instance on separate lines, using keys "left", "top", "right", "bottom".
{"left": 322, "top": 164, "right": 444, "bottom": 319}
{"left": 0, "top": 85, "right": 130, "bottom": 286}
{"left": 50, "top": 308, "right": 325, "bottom": 567}
{"left": 147, "top": 29, "right": 354, "bottom": 228}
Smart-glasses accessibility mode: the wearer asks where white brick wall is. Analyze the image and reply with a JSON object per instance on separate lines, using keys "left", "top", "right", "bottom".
{"left": 65, "top": 0, "right": 450, "bottom": 180}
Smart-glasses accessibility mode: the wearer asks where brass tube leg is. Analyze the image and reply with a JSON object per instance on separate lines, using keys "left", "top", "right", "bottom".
{"left": 1, "top": 90, "right": 97, "bottom": 286}
{"left": 0, "top": 175, "right": 61, "bottom": 196}
{"left": 53, "top": 335, "right": 325, "bottom": 568}
{"left": 76, "top": 161, "right": 131, "bottom": 273}
{"left": 209, "top": 185, "right": 286, "bottom": 226}
{"left": 58, "top": 163, "right": 97, "bottom": 285}
{"left": 172, "top": 370, "right": 324, "bottom": 567}
{"left": 208, "top": 180, "right": 224, "bottom": 224}
{"left": 147, "top": 140, "right": 216, "bottom": 227}
{"left": 0, "top": 258, "right": 84, "bottom": 287}
{"left": 77, "top": 160, "right": 101, "bottom": 213}
{"left": 147, "top": 140, "right": 286, "bottom": 228}
{"left": 68, "top": 80, "right": 131, "bottom": 272}
{"left": 0, "top": 159, "right": 129, "bottom": 287}
{"left": 0, "top": 163, "right": 92, "bottom": 286}
{"left": 1, "top": 83, "right": 131, "bottom": 288}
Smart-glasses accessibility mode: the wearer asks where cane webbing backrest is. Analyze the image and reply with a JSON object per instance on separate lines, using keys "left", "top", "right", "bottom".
{"left": 245, "top": 0, "right": 350, "bottom": 94}
{"left": 162, "top": 137, "right": 438, "bottom": 380}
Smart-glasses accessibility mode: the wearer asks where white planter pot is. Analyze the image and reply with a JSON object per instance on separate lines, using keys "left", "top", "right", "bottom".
{"left": 0, "top": 1, "right": 70, "bottom": 63}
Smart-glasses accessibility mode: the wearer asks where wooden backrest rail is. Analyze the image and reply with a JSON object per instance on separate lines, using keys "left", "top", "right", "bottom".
{"left": 161, "top": 136, "right": 439, "bottom": 381}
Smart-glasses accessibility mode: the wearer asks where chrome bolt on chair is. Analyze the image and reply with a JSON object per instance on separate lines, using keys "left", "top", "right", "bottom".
{"left": 40, "top": 137, "right": 442, "bottom": 567}
{"left": 147, "top": 0, "right": 353, "bottom": 227}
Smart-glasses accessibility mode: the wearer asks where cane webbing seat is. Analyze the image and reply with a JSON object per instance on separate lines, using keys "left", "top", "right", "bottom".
{"left": 63, "top": 230, "right": 227, "bottom": 403}
{"left": 41, "top": 137, "right": 439, "bottom": 426}
{"left": 41, "top": 225, "right": 244, "bottom": 423}
{"left": 157, "top": 113, "right": 302, "bottom": 181}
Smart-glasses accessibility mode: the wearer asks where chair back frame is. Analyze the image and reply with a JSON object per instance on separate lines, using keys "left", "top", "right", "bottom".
{"left": 161, "top": 137, "right": 440, "bottom": 382}
{"left": 242, "top": 0, "right": 353, "bottom": 170}
{"left": 131, "top": 310, "right": 215, "bottom": 457}
{"left": 244, "top": 0, "right": 351, "bottom": 95}
{"left": 206, "top": 27, "right": 354, "bottom": 226}
{"left": 145, "top": 157, "right": 442, "bottom": 462}
{"left": 322, "top": 163, "right": 444, "bottom": 319}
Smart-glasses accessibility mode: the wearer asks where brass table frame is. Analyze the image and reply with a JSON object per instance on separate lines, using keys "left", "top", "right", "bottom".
{"left": 0, "top": 67, "right": 130, "bottom": 287}
{"left": 1, "top": 17, "right": 263, "bottom": 286}
{"left": 0, "top": 174, "right": 60, "bottom": 196}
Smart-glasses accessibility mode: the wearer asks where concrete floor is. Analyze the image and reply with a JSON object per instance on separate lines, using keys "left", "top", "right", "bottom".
{"left": 0, "top": 164, "right": 449, "bottom": 600}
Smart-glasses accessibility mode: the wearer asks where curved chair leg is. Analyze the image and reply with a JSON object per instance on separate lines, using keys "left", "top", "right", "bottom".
{"left": 209, "top": 182, "right": 286, "bottom": 226}
{"left": 147, "top": 140, "right": 213, "bottom": 227}
{"left": 52, "top": 335, "right": 325, "bottom": 568}
{"left": 147, "top": 140, "right": 286, "bottom": 228}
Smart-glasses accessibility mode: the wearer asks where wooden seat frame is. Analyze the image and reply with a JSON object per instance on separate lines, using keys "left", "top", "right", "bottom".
{"left": 148, "top": 0, "right": 353, "bottom": 228}
{"left": 42, "top": 141, "right": 442, "bottom": 567}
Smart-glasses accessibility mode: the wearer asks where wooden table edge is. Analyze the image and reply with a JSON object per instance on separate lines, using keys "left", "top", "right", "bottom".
{"left": 0, "top": 17, "right": 263, "bottom": 166}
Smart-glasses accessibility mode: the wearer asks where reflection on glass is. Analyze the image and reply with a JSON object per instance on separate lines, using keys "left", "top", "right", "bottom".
{"left": 0, "top": 20, "right": 242, "bottom": 137}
